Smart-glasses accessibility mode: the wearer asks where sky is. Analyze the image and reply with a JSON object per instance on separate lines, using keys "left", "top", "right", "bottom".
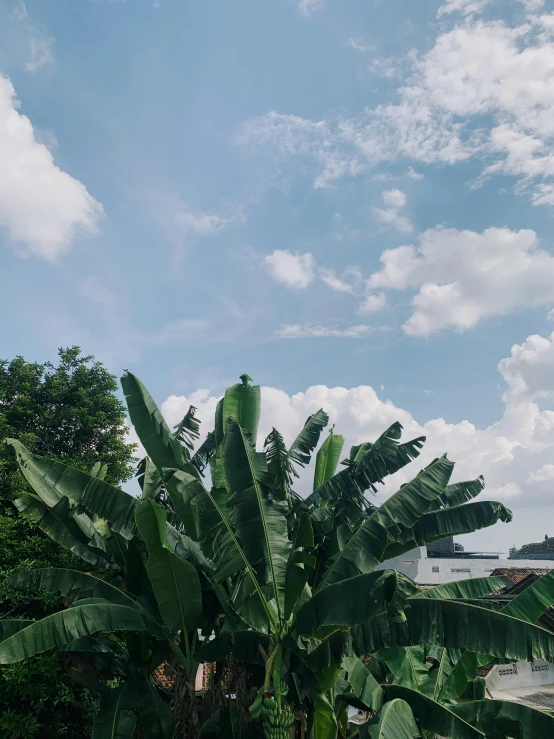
{"left": 3, "top": 0, "right": 554, "bottom": 553}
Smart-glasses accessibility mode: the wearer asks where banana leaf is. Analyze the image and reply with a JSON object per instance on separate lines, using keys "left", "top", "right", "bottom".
{"left": 92, "top": 680, "right": 142, "bottom": 739}
{"left": 312, "top": 691, "right": 337, "bottom": 739}
{"left": 385, "top": 599, "right": 554, "bottom": 662}
{"left": 288, "top": 409, "right": 329, "bottom": 468}
{"left": 223, "top": 417, "right": 291, "bottom": 621}
{"left": 501, "top": 569, "right": 554, "bottom": 623}
{"left": 305, "top": 423, "right": 426, "bottom": 510}
{"left": 381, "top": 685, "right": 483, "bottom": 738}
{"left": 450, "top": 699, "right": 554, "bottom": 738}
{"left": 296, "top": 570, "right": 418, "bottom": 635}
{"left": 321, "top": 456, "right": 454, "bottom": 586}
{"left": 342, "top": 655, "right": 384, "bottom": 712}
{"left": 0, "top": 620, "right": 34, "bottom": 642}
{"left": 14, "top": 493, "right": 112, "bottom": 568}
{"left": 381, "top": 502, "right": 512, "bottom": 561}
{"left": 8, "top": 439, "right": 136, "bottom": 539}
{"left": 264, "top": 427, "right": 296, "bottom": 498}
{"left": 7, "top": 568, "right": 139, "bottom": 608}
{"left": 439, "top": 651, "right": 491, "bottom": 701}
{"left": 135, "top": 500, "right": 202, "bottom": 637}
{"left": 378, "top": 646, "right": 430, "bottom": 691}
{"left": 121, "top": 371, "right": 191, "bottom": 474}
{"left": 0, "top": 603, "right": 153, "bottom": 663}
{"left": 313, "top": 430, "right": 344, "bottom": 491}
{"left": 414, "top": 576, "right": 507, "bottom": 601}
{"left": 136, "top": 457, "right": 163, "bottom": 500}
{"left": 363, "top": 698, "right": 421, "bottom": 739}
{"left": 90, "top": 462, "right": 108, "bottom": 481}
{"left": 439, "top": 477, "right": 485, "bottom": 507}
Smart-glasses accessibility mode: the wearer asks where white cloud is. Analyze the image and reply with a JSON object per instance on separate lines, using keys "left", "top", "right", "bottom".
{"left": 318, "top": 266, "right": 362, "bottom": 293}
{"left": 499, "top": 331, "right": 554, "bottom": 400}
{"left": 358, "top": 292, "right": 387, "bottom": 314}
{"left": 528, "top": 463, "right": 554, "bottom": 483}
{"left": 25, "top": 34, "right": 55, "bottom": 72}
{"left": 437, "top": 0, "right": 493, "bottom": 17}
{"left": 373, "top": 189, "right": 412, "bottom": 233}
{"left": 297, "top": 0, "right": 323, "bottom": 17}
{"left": 0, "top": 75, "right": 103, "bottom": 259}
{"left": 264, "top": 249, "right": 315, "bottom": 289}
{"left": 157, "top": 330, "right": 554, "bottom": 549}
{"left": 239, "top": 12, "right": 554, "bottom": 204}
{"left": 11, "top": 0, "right": 28, "bottom": 21}
{"left": 406, "top": 166, "right": 424, "bottom": 181}
{"left": 366, "top": 226, "right": 554, "bottom": 336}
{"left": 277, "top": 323, "right": 381, "bottom": 338}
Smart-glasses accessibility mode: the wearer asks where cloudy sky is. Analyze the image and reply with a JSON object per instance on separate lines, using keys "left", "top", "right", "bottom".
{"left": 3, "top": 0, "right": 554, "bottom": 552}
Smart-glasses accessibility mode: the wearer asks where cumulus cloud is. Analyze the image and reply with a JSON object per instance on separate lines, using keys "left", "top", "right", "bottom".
{"left": 157, "top": 329, "right": 554, "bottom": 550}
{"left": 437, "top": 0, "right": 493, "bottom": 17}
{"left": 0, "top": 75, "right": 103, "bottom": 259}
{"left": 373, "top": 189, "right": 412, "bottom": 233}
{"left": 499, "top": 331, "right": 554, "bottom": 400}
{"left": 358, "top": 292, "right": 387, "bottom": 315}
{"left": 239, "top": 10, "right": 554, "bottom": 204}
{"left": 406, "top": 166, "right": 424, "bottom": 181}
{"left": 264, "top": 249, "right": 316, "bottom": 288}
{"left": 364, "top": 226, "right": 554, "bottom": 336}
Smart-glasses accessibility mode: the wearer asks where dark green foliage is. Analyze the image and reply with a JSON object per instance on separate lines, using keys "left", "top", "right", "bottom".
{"left": 0, "top": 347, "right": 136, "bottom": 737}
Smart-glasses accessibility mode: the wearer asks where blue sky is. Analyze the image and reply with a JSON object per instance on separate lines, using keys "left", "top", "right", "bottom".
{"left": 3, "top": 0, "right": 554, "bottom": 552}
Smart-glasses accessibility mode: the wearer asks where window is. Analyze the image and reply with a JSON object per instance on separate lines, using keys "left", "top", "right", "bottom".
{"left": 451, "top": 568, "right": 470, "bottom": 573}
{"left": 432, "top": 566, "right": 439, "bottom": 573}
{"left": 499, "top": 664, "right": 518, "bottom": 676}
{"left": 532, "top": 662, "right": 549, "bottom": 673}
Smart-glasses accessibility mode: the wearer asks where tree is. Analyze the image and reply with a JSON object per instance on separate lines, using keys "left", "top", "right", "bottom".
{"left": 2, "top": 371, "right": 554, "bottom": 739}
{"left": 0, "top": 347, "right": 136, "bottom": 738}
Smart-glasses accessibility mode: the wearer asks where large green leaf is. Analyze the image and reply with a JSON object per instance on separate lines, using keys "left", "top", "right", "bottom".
{"left": 135, "top": 500, "right": 202, "bottom": 637}
{"left": 364, "top": 698, "right": 421, "bottom": 739}
{"left": 136, "top": 457, "right": 163, "bottom": 500}
{"left": 501, "top": 569, "right": 554, "bottom": 623}
{"left": 163, "top": 469, "right": 206, "bottom": 540}
{"left": 342, "top": 655, "right": 383, "bottom": 712}
{"left": 381, "top": 502, "right": 512, "bottom": 561}
{"left": 0, "top": 620, "right": 34, "bottom": 642}
{"left": 288, "top": 409, "right": 329, "bottom": 468}
{"left": 381, "top": 686, "right": 483, "bottom": 738}
{"left": 0, "top": 603, "right": 152, "bottom": 663}
{"left": 223, "top": 417, "right": 291, "bottom": 622}
{"left": 378, "top": 646, "right": 430, "bottom": 691}
{"left": 438, "top": 651, "right": 491, "bottom": 702}
{"left": 92, "top": 680, "right": 141, "bottom": 739}
{"left": 312, "top": 692, "right": 337, "bottom": 739}
{"left": 296, "top": 570, "right": 418, "bottom": 635}
{"left": 284, "top": 513, "right": 315, "bottom": 620}
{"left": 414, "top": 576, "right": 507, "bottom": 601}
{"left": 321, "top": 456, "right": 454, "bottom": 586}
{"left": 264, "top": 427, "right": 296, "bottom": 499}
{"left": 451, "top": 699, "right": 554, "bottom": 739}
{"left": 7, "top": 568, "right": 138, "bottom": 609}
{"left": 439, "top": 477, "right": 485, "bottom": 507}
{"left": 391, "top": 599, "right": 554, "bottom": 662}
{"left": 9, "top": 439, "right": 136, "bottom": 539}
{"left": 14, "top": 493, "right": 112, "bottom": 568}
{"left": 121, "top": 371, "right": 186, "bottom": 472}
{"left": 305, "top": 423, "right": 426, "bottom": 510}
{"left": 135, "top": 682, "right": 174, "bottom": 739}
{"left": 313, "top": 430, "right": 344, "bottom": 491}
{"left": 211, "top": 375, "right": 261, "bottom": 488}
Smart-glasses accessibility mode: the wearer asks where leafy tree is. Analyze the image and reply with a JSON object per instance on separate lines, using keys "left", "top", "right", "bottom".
{"left": 3, "top": 371, "right": 554, "bottom": 739}
{"left": 0, "top": 347, "right": 136, "bottom": 738}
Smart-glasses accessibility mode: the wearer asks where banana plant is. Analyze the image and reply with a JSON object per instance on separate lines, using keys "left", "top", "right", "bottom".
{"left": 3, "top": 372, "right": 554, "bottom": 739}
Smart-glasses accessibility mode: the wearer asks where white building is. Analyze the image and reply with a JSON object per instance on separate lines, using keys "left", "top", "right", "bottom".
{"left": 376, "top": 545, "right": 554, "bottom": 584}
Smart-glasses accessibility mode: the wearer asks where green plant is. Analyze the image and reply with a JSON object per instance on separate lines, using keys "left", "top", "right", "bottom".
{"left": 3, "top": 372, "right": 554, "bottom": 738}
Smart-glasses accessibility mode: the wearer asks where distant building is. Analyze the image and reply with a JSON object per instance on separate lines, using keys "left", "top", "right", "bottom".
{"left": 377, "top": 542, "right": 554, "bottom": 584}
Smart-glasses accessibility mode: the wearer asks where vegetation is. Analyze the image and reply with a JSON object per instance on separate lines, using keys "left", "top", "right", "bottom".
{"left": 2, "top": 369, "right": 554, "bottom": 738}
{"left": 0, "top": 348, "right": 136, "bottom": 738}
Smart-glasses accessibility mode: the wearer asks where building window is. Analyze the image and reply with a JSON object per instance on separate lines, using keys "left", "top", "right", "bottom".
{"left": 532, "top": 663, "right": 550, "bottom": 673}
{"left": 499, "top": 664, "right": 518, "bottom": 676}
{"left": 432, "top": 567, "right": 439, "bottom": 573}
{"left": 451, "top": 568, "right": 471, "bottom": 573}
{"left": 403, "top": 561, "right": 414, "bottom": 565}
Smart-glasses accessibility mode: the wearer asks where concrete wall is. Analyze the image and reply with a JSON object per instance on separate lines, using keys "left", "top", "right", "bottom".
{"left": 487, "top": 661, "right": 554, "bottom": 691}
{"left": 375, "top": 547, "right": 554, "bottom": 584}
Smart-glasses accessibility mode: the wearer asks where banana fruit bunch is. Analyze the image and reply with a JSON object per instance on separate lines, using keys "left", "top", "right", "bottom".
{"left": 261, "top": 697, "right": 294, "bottom": 739}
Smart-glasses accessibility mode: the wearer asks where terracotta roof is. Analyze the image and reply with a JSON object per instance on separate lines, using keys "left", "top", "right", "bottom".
{"left": 491, "top": 567, "right": 551, "bottom": 584}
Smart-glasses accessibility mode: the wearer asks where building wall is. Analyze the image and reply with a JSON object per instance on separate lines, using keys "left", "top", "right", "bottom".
{"left": 375, "top": 547, "right": 554, "bottom": 584}
{"left": 487, "top": 661, "right": 554, "bottom": 692}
